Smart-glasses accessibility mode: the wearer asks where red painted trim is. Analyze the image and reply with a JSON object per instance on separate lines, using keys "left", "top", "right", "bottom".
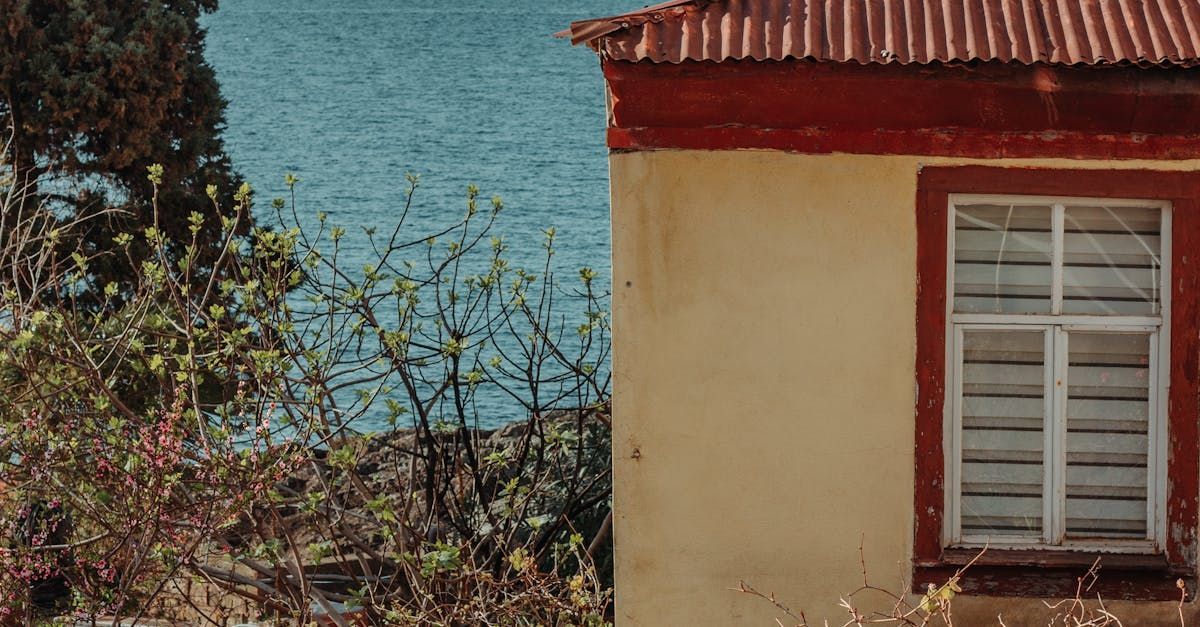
{"left": 914, "top": 180, "right": 948, "bottom": 563}
{"left": 608, "top": 127, "right": 1200, "bottom": 161}
{"left": 913, "top": 166, "right": 1200, "bottom": 600}
{"left": 1168, "top": 202, "right": 1200, "bottom": 569}
{"left": 913, "top": 565, "right": 1188, "bottom": 601}
{"left": 603, "top": 60, "right": 1200, "bottom": 159}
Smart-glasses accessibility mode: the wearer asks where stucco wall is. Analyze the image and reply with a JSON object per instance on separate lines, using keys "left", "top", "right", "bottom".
{"left": 608, "top": 150, "right": 1200, "bottom": 626}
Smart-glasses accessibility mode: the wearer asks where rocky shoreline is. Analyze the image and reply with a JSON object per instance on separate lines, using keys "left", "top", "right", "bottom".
{"left": 169, "top": 411, "right": 611, "bottom": 624}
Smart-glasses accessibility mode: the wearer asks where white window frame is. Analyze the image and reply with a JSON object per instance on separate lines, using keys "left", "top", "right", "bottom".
{"left": 943, "top": 193, "right": 1171, "bottom": 554}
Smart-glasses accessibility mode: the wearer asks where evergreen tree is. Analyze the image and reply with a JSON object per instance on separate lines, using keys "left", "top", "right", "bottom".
{"left": 0, "top": 0, "right": 248, "bottom": 302}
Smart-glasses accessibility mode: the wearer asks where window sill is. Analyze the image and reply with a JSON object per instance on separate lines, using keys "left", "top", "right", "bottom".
{"left": 913, "top": 549, "right": 1192, "bottom": 601}
{"left": 935, "top": 547, "right": 1172, "bottom": 570}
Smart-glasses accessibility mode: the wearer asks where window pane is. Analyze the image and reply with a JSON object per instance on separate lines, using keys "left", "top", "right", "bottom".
{"left": 1062, "top": 206, "right": 1162, "bottom": 315}
{"left": 960, "top": 330, "right": 1046, "bottom": 538}
{"left": 954, "top": 204, "right": 1053, "bottom": 314}
{"left": 1065, "top": 332, "right": 1151, "bottom": 539}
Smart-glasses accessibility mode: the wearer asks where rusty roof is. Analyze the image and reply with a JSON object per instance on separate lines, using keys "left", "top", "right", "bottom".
{"left": 562, "top": 0, "right": 1200, "bottom": 66}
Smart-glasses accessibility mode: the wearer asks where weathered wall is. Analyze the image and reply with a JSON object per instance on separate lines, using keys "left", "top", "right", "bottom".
{"left": 608, "top": 150, "right": 1200, "bottom": 626}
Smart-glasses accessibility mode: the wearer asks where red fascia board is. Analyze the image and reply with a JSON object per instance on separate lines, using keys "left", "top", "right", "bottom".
{"left": 603, "top": 60, "right": 1200, "bottom": 159}
{"left": 608, "top": 127, "right": 1200, "bottom": 160}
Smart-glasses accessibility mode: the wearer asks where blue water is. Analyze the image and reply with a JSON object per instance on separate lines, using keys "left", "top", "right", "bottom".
{"left": 202, "top": 1, "right": 620, "bottom": 429}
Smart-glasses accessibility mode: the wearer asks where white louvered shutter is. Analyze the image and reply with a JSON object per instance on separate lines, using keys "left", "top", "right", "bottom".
{"left": 959, "top": 330, "right": 1046, "bottom": 538}
{"left": 1064, "top": 332, "right": 1152, "bottom": 539}
{"left": 954, "top": 204, "right": 1052, "bottom": 314}
{"left": 948, "top": 197, "right": 1165, "bottom": 548}
{"left": 1061, "top": 206, "right": 1162, "bottom": 316}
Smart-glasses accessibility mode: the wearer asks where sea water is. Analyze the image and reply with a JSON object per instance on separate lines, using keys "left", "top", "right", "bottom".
{"left": 203, "top": 0, "right": 620, "bottom": 429}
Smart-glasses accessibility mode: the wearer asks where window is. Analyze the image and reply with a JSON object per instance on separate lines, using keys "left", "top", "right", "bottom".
{"left": 947, "top": 197, "right": 1169, "bottom": 551}
{"left": 913, "top": 167, "right": 1200, "bottom": 601}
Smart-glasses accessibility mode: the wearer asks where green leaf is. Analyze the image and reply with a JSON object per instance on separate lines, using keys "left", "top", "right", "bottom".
{"left": 146, "top": 163, "right": 164, "bottom": 185}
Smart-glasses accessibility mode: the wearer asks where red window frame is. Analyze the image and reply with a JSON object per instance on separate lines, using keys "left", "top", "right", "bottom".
{"left": 913, "top": 166, "right": 1200, "bottom": 600}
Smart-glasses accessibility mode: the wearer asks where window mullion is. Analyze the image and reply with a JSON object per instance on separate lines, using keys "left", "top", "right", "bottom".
{"left": 1147, "top": 331, "right": 1161, "bottom": 546}
{"left": 950, "top": 325, "right": 964, "bottom": 545}
{"left": 1049, "top": 327, "right": 1068, "bottom": 545}
{"left": 1048, "top": 204, "right": 1066, "bottom": 546}
{"left": 1051, "top": 203, "right": 1065, "bottom": 315}
{"left": 1041, "top": 328, "right": 1055, "bottom": 545}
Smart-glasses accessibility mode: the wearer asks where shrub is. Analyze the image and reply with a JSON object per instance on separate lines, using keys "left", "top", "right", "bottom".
{"left": 0, "top": 166, "right": 611, "bottom": 624}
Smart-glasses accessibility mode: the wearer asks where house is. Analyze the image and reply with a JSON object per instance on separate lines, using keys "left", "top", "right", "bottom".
{"left": 564, "top": 0, "right": 1200, "bottom": 624}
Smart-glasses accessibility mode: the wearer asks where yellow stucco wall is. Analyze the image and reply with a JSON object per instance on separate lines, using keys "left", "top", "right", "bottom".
{"left": 608, "top": 150, "right": 1200, "bottom": 626}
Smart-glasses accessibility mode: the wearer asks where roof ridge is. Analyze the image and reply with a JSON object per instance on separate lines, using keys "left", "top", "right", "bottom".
{"left": 559, "top": 0, "right": 712, "bottom": 46}
{"left": 562, "top": 0, "right": 1200, "bottom": 68}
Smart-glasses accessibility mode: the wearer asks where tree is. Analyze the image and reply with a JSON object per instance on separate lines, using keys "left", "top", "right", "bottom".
{"left": 0, "top": 0, "right": 247, "bottom": 302}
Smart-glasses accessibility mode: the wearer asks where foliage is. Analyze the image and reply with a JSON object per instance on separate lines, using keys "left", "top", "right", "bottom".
{"left": 0, "top": 0, "right": 246, "bottom": 303}
{"left": 0, "top": 168, "right": 612, "bottom": 624}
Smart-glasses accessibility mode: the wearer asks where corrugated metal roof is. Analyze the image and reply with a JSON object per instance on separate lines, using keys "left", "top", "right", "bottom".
{"left": 563, "top": 0, "right": 1200, "bottom": 66}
